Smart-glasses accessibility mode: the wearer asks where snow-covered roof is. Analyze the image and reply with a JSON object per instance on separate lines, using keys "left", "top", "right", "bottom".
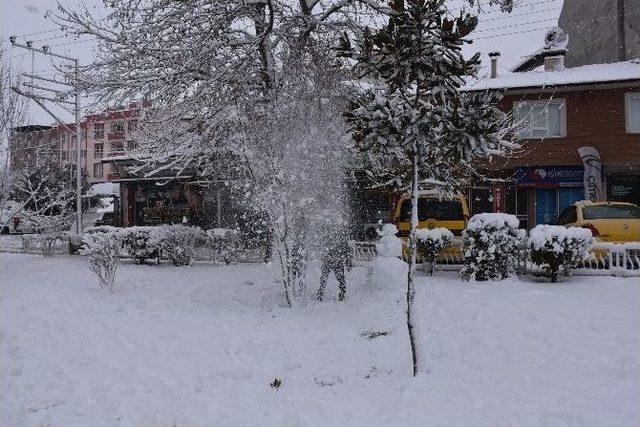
{"left": 88, "top": 182, "right": 120, "bottom": 196}
{"left": 463, "top": 60, "right": 640, "bottom": 91}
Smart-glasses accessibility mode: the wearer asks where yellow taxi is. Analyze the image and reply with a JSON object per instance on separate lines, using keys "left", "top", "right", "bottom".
{"left": 393, "top": 192, "right": 469, "bottom": 260}
{"left": 557, "top": 201, "right": 640, "bottom": 242}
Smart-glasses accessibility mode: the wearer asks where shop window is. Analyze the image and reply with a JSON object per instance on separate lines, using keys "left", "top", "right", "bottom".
{"left": 514, "top": 99, "right": 566, "bottom": 139}
{"left": 608, "top": 175, "right": 640, "bottom": 205}
{"left": 516, "top": 189, "right": 528, "bottom": 217}
{"left": 626, "top": 92, "right": 640, "bottom": 133}
{"left": 94, "top": 123, "right": 104, "bottom": 139}
{"left": 505, "top": 188, "right": 517, "bottom": 214}
{"left": 470, "top": 188, "right": 493, "bottom": 215}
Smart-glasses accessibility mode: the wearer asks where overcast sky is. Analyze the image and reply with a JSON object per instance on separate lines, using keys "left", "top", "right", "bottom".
{"left": 2, "top": 0, "right": 565, "bottom": 125}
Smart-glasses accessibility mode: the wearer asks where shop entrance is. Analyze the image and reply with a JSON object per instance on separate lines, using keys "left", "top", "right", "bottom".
{"left": 535, "top": 188, "right": 557, "bottom": 225}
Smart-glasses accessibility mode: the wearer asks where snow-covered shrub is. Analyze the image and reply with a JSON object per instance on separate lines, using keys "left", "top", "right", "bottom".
{"left": 528, "top": 225, "right": 594, "bottom": 283}
{"left": 120, "top": 226, "right": 159, "bottom": 264}
{"left": 461, "top": 213, "right": 524, "bottom": 281}
{"left": 416, "top": 227, "right": 454, "bottom": 275}
{"left": 153, "top": 225, "right": 207, "bottom": 266}
{"left": 205, "top": 228, "right": 245, "bottom": 264}
{"left": 81, "top": 229, "right": 122, "bottom": 292}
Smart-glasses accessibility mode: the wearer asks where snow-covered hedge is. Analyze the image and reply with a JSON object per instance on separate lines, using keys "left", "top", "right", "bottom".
{"left": 528, "top": 225, "right": 594, "bottom": 283}
{"left": 206, "top": 228, "right": 244, "bottom": 264}
{"left": 416, "top": 227, "right": 454, "bottom": 275}
{"left": 461, "top": 213, "right": 524, "bottom": 281}
{"left": 81, "top": 229, "right": 122, "bottom": 292}
{"left": 120, "top": 226, "right": 159, "bottom": 264}
{"left": 154, "top": 224, "right": 207, "bottom": 266}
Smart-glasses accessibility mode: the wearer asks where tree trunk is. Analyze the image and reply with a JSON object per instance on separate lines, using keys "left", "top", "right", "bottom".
{"left": 406, "top": 150, "right": 420, "bottom": 376}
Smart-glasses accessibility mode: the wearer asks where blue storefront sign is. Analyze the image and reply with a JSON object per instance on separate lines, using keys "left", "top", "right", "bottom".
{"left": 516, "top": 166, "right": 584, "bottom": 186}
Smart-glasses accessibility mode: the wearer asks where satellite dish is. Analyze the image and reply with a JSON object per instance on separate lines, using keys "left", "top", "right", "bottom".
{"left": 544, "top": 27, "right": 568, "bottom": 50}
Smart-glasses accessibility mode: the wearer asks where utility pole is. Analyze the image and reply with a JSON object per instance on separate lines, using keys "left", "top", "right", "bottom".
{"left": 9, "top": 37, "right": 83, "bottom": 234}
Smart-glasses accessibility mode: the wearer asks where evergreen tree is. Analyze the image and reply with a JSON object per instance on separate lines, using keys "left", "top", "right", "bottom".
{"left": 339, "top": 0, "right": 517, "bottom": 376}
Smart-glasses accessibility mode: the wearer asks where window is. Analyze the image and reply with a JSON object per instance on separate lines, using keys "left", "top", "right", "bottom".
{"left": 626, "top": 92, "right": 640, "bottom": 133}
{"left": 583, "top": 204, "right": 640, "bottom": 220}
{"left": 111, "top": 141, "right": 124, "bottom": 154}
{"left": 398, "top": 198, "right": 464, "bottom": 221}
{"left": 514, "top": 99, "right": 566, "bottom": 139}
{"left": 110, "top": 121, "right": 125, "bottom": 133}
{"left": 94, "top": 123, "right": 104, "bottom": 139}
{"left": 126, "top": 140, "right": 136, "bottom": 151}
{"left": 128, "top": 120, "right": 137, "bottom": 132}
{"left": 95, "top": 143, "right": 104, "bottom": 159}
{"left": 557, "top": 206, "right": 577, "bottom": 225}
{"left": 93, "top": 163, "right": 103, "bottom": 179}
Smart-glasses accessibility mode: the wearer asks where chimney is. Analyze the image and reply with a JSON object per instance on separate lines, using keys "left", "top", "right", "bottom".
{"left": 544, "top": 52, "right": 565, "bottom": 72}
{"left": 488, "top": 51, "right": 500, "bottom": 78}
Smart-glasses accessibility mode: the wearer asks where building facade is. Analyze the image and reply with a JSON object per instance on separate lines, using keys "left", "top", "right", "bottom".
{"left": 467, "top": 55, "right": 640, "bottom": 229}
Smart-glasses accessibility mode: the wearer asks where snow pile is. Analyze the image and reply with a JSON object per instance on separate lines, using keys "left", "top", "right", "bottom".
{"left": 528, "top": 225, "right": 594, "bottom": 282}
{"left": 416, "top": 227, "right": 454, "bottom": 275}
{"left": 461, "top": 213, "right": 524, "bottom": 281}
{"left": 80, "top": 229, "right": 122, "bottom": 292}
{"left": 369, "top": 223, "right": 407, "bottom": 290}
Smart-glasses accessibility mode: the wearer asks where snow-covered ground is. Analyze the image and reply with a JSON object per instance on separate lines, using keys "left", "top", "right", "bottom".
{"left": 1, "top": 253, "right": 639, "bottom": 427}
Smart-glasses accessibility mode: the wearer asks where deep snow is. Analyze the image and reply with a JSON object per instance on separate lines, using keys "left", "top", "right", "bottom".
{"left": 1, "top": 253, "right": 639, "bottom": 427}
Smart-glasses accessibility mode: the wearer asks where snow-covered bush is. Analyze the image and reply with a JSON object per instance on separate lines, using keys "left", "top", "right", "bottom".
{"left": 416, "top": 227, "right": 454, "bottom": 275}
{"left": 206, "top": 228, "right": 243, "bottom": 264}
{"left": 120, "top": 226, "right": 159, "bottom": 264}
{"left": 81, "top": 229, "right": 122, "bottom": 292}
{"left": 461, "top": 213, "right": 524, "bottom": 282}
{"left": 153, "top": 224, "right": 207, "bottom": 266}
{"left": 528, "top": 225, "right": 594, "bottom": 283}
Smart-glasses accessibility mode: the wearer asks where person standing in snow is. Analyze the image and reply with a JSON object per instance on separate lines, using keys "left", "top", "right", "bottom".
{"left": 317, "top": 227, "right": 352, "bottom": 302}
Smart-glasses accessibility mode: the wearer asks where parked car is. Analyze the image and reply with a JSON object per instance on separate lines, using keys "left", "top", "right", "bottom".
{"left": 393, "top": 192, "right": 469, "bottom": 237}
{"left": 392, "top": 192, "right": 469, "bottom": 261}
{"left": 557, "top": 201, "right": 640, "bottom": 242}
{"left": 94, "top": 211, "right": 115, "bottom": 227}
{"left": 0, "top": 201, "right": 36, "bottom": 234}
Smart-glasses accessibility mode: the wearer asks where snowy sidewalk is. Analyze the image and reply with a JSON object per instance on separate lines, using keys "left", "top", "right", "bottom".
{"left": 1, "top": 253, "right": 639, "bottom": 426}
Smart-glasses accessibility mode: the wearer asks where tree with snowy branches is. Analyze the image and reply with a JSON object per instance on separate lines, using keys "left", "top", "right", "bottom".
{"left": 55, "top": 0, "right": 363, "bottom": 305}
{"left": 338, "top": 0, "right": 517, "bottom": 375}
{"left": 54, "top": 0, "right": 515, "bottom": 304}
